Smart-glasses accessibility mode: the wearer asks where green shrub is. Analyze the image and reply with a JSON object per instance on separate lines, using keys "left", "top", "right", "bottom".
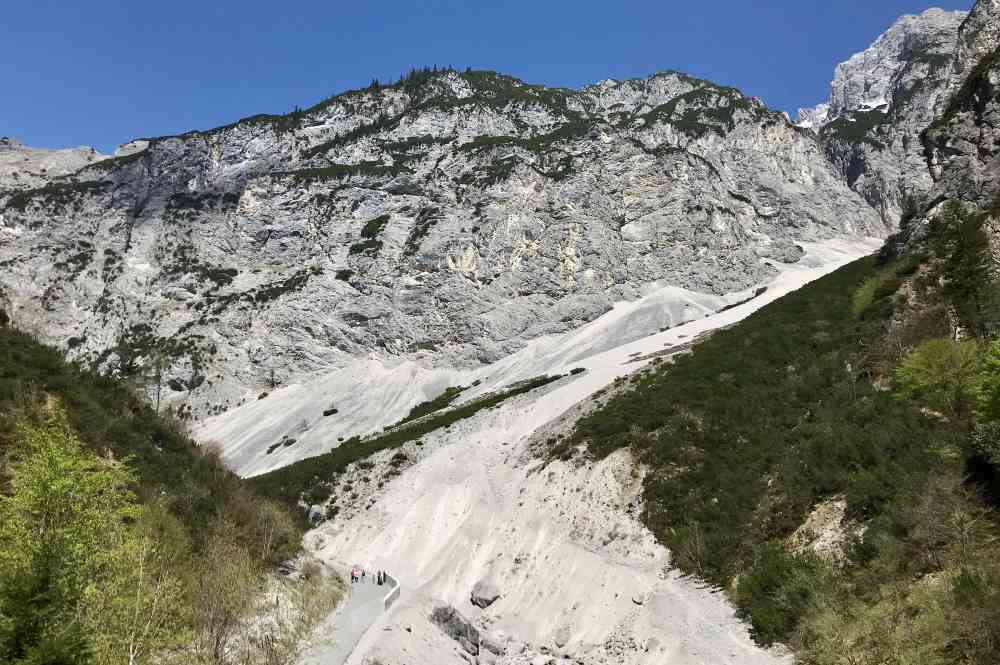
{"left": 932, "top": 202, "right": 1000, "bottom": 336}
{"left": 851, "top": 269, "right": 901, "bottom": 319}
{"left": 894, "top": 338, "right": 980, "bottom": 417}
{"left": 736, "top": 544, "right": 822, "bottom": 645}
{"left": 973, "top": 339, "right": 1000, "bottom": 423}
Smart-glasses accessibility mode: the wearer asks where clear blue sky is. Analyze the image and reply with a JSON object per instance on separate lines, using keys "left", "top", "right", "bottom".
{"left": 3, "top": 0, "right": 972, "bottom": 153}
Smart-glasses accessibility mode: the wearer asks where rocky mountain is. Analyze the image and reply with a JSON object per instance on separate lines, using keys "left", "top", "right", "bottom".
{"left": 0, "top": 69, "right": 885, "bottom": 419}
{"left": 924, "top": 1, "right": 1000, "bottom": 213}
{"left": 0, "top": 137, "right": 106, "bottom": 191}
{"left": 797, "top": 8, "right": 967, "bottom": 223}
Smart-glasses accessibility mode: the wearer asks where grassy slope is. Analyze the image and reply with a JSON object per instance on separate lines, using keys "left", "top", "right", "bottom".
{"left": 561, "top": 237, "right": 1000, "bottom": 661}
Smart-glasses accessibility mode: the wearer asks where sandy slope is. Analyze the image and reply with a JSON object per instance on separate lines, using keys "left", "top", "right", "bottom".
{"left": 199, "top": 239, "right": 876, "bottom": 479}
{"left": 283, "top": 238, "right": 880, "bottom": 664}
{"left": 197, "top": 285, "right": 745, "bottom": 478}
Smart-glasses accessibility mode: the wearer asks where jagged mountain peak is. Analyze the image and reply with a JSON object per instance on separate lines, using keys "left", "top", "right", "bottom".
{"left": 98, "top": 67, "right": 773, "bottom": 167}
{"left": 793, "top": 6, "right": 967, "bottom": 225}
{"left": 798, "top": 7, "right": 966, "bottom": 126}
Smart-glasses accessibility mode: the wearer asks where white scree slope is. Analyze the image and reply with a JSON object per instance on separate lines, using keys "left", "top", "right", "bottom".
{"left": 291, "top": 238, "right": 878, "bottom": 665}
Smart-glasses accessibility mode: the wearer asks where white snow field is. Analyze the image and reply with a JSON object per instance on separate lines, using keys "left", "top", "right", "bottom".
{"left": 199, "top": 237, "right": 881, "bottom": 664}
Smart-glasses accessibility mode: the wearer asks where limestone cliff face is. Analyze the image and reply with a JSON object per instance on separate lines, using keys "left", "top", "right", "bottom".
{"left": 924, "top": 1, "right": 1000, "bottom": 211}
{"left": 0, "top": 137, "right": 105, "bottom": 191}
{"left": 0, "top": 70, "right": 884, "bottom": 418}
{"left": 798, "top": 8, "right": 967, "bottom": 223}
{"left": 953, "top": 0, "right": 1000, "bottom": 88}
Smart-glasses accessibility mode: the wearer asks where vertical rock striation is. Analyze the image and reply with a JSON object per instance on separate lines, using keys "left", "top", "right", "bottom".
{"left": 798, "top": 8, "right": 967, "bottom": 223}
{"left": 0, "top": 70, "right": 885, "bottom": 418}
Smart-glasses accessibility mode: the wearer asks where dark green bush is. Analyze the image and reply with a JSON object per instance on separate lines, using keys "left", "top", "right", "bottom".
{"left": 736, "top": 544, "right": 821, "bottom": 644}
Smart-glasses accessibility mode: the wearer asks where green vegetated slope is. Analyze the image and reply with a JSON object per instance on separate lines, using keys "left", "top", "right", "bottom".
{"left": 559, "top": 203, "right": 1000, "bottom": 664}
{"left": 0, "top": 324, "right": 337, "bottom": 664}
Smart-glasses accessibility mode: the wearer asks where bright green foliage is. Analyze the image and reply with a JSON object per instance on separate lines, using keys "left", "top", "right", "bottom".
{"left": 850, "top": 271, "right": 901, "bottom": 319}
{"left": 850, "top": 275, "right": 879, "bottom": 318}
{"left": 0, "top": 326, "right": 303, "bottom": 562}
{"left": 0, "top": 413, "right": 141, "bottom": 664}
{"left": 895, "top": 338, "right": 980, "bottom": 417}
{"left": 82, "top": 502, "right": 191, "bottom": 665}
{"left": 0, "top": 322, "right": 321, "bottom": 664}
{"left": 974, "top": 340, "right": 1000, "bottom": 423}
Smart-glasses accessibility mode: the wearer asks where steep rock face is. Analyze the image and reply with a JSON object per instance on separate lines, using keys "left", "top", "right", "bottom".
{"left": 924, "top": 1, "right": 1000, "bottom": 210}
{"left": 953, "top": 0, "right": 1000, "bottom": 87}
{"left": 798, "top": 8, "right": 966, "bottom": 223}
{"left": 0, "top": 137, "right": 106, "bottom": 191}
{"left": 0, "top": 70, "right": 884, "bottom": 418}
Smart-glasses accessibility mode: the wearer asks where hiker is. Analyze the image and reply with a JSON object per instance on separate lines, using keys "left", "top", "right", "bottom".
{"left": 377, "top": 570, "right": 383, "bottom": 585}
{"left": 362, "top": 568, "right": 366, "bottom": 582}
{"left": 350, "top": 567, "right": 357, "bottom": 584}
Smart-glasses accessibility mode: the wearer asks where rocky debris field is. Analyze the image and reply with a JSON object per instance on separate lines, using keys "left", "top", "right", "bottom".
{"left": 293, "top": 240, "right": 873, "bottom": 665}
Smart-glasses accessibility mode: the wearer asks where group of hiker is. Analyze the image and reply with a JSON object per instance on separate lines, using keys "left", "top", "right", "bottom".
{"left": 350, "top": 566, "right": 390, "bottom": 586}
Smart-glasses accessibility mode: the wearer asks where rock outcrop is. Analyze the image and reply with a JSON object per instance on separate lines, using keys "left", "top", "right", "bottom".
{"left": 798, "top": 8, "right": 967, "bottom": 224}
{"left": 430, "top": 604, "right": 480, "bottom": 655}
{"left": 0, "top": 137, "right": 106, "bottom": 191}
{"left": 0, "top": 69, "right": 885, "bottom": 418}
{"left": 924, "top": 1, "right": 1000, "bottom": 211}
{"left": 470, "top": 580, "right": 501, "bottom": 609}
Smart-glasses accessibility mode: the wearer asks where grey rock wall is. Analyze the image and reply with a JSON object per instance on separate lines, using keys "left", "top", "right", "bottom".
{"left": 798, "top": 8, "right": 967, "bottom": 223}
{"left": 0, "top": 70, "right": 884, "bottom": 419}
{"left": 924, "top": 1, "right": 1000, "bottom": 211}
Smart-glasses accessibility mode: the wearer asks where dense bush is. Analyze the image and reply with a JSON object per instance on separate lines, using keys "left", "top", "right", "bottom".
{"left": 894, "top": 338, "right": 980, "bottom": 417}
{"left": 735, "top": 545, "right": 821, "bottom": 645}
{"left": 0, "top": 325, "right": 325, "bottom": 663}
{"left": 564, "top": 201, "right": 1000, "bottom": 663}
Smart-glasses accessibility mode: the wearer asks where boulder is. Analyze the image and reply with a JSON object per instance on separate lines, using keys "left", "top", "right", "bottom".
{"left": 307, "top": 504, "right": 325, "bottom": 524}
{"left": 470, "top": 580, "right": 501, "bottom": 608}
{"left": 430, "top": 605, "right": 479, "bottom": 655}
{"left": 480, "top": 633, "right": 506, "bottom": 656}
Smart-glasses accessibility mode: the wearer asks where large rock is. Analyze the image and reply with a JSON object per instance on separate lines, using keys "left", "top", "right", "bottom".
{"left": 470, "top": 580, "right": 501, "bottom": 608}
{"left": 0, "top": 136, "right": 106, "bottom": 192}
{"left": 479, "top": 632, "right": 506, "bottom": 656}
{"left": 924, "top": 0, "right": 1000, "bottom": 211}
{"left": 430, "top": 604, "right": 479, "bottom": 655}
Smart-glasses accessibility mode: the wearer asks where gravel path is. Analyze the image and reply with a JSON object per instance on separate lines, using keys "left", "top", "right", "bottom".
{"left": 299, "top": 573, "right": 396, "bottom": 665}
